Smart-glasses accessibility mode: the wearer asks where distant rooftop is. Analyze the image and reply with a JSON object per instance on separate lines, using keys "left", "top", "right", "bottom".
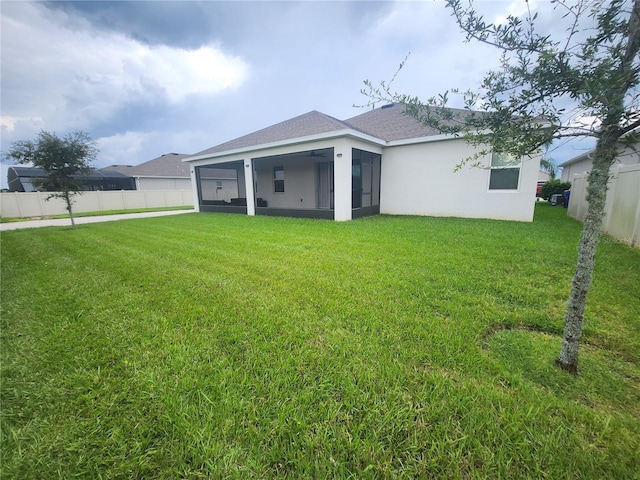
{"left": 103, "top": 153, "right": 192, "bottom": 177}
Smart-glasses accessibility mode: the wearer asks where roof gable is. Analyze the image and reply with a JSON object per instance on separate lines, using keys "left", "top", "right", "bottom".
{"left": 193, "top": 111, "right": 352, "bottom": 157}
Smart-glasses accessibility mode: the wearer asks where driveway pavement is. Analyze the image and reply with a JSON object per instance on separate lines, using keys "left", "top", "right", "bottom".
{"left": 0, "top": 209, "right": 195, "bottom": 231}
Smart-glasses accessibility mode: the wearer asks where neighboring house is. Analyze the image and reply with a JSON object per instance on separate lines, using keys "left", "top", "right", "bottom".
{"left": 559, "top": 144, "right": 640, "bottom": 182}
{"left": 184, "top": 103, "right": 541, "bottom": 222}
{"left": 102, "top": 153, "right": 239, "bottom": 200}
{"left": 536, "top": 169, "right": 552, "bottom": 197}
{"left": 538, "top": 170, "right": 552, "bottom": 183}
{"left": 7, "top": 166, "right": 135, "bottom": 192}
{"left": 563, "top": 141, "right": 640, "bottom": 247}
{"left": 103, "top": 153, "right": 192, "bottom": 190}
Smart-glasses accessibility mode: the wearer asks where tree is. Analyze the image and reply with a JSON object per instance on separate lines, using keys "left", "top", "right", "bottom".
{"left": 5, "top": 131, "right": 98, "bottom": 229}
{"left": 364, "top": 0, "right": 640, "bottom": 374}
{"left": 539, "top": 158, "right": 557, "bottom": 180}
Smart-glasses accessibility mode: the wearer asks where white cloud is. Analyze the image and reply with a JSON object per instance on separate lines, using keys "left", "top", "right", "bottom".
{"left": 95, "top": 129, "right": 215, "bottom": 168}
{"left": 494, "top": 0, "right": 540, "bottom": 25}
{"left": 1, "top": 2, "right": 250, "bottom": 134}
{"left": 96, "top": 131, "right": 153, "bottom": 167}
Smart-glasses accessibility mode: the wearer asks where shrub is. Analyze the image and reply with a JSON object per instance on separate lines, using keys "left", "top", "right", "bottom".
{"left": 540, "top": 179, "right": 571, "bottom": 200}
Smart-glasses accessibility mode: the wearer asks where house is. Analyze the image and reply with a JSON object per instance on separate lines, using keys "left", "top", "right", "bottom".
{"left": 7, "top": 166, "right": 135, "bottom": 192}
{"left": 184, "top": 103, "right": 541, "bottom": 222}
{"left": 562, "top": 141, "right": 640, "bottom": 247}
{"left": 102, "top": 153, "right": 192, "bottom": 190}
{"left": 558, "top": 144, "right": 640, "bottom": 182}
{"left": 102, "top": 153, "right": 239, "bottom": 201}
{"left": 536, "top": 169, "right": 553, "bottom": 197}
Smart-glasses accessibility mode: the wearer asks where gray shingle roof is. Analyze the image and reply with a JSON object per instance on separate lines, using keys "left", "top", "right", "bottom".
{"left": 193, "top": 111, "right": 352, "bottom": 157}
{"left": 344, "top": 103, "right": 447, "bottom": 142}
{"left": 103, "top": 153, "right": 192, "bottom": 177}
{"left": 102, "top": 153, "right": 239, "bottom": 179}
{"left": 190, "top": 103, "right": 478, "bottom": 160}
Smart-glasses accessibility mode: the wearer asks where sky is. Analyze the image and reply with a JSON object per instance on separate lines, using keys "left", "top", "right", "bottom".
{"left": 1, "top": 0, "right": 599, "bottom": 188}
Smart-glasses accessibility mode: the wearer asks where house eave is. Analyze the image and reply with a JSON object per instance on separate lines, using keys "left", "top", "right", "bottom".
{"left": 387, "top": 133, "right": 463, "bottom": 147}
{"left": 558, "top": 151, "right": 593, "bottom": 168}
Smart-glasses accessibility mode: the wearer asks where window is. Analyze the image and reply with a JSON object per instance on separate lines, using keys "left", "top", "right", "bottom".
{"left": 273, "top": 166, "right": 284, "bottom": 193}
{"left": 489, "top": 152, "right": 520, "bottom": 190}
{"left": 216, "top": 180, "right": 222, "bottom": 190}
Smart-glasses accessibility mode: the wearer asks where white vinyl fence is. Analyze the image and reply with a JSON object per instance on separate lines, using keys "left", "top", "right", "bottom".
{"left": 567, "top": 164, "right": 640, "bottom": 248}
{"left": 0, "top": 190, "right": 193, "bottom": 219}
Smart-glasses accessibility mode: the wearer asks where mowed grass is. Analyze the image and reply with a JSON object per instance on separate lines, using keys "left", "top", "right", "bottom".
{"left": 1, "top": 204, "right": 639, "bottom": 479}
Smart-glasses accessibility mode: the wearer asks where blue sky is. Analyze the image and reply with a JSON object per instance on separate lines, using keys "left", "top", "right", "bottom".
{"left": 1, "top": 1, "right": 597, "bottom": 188}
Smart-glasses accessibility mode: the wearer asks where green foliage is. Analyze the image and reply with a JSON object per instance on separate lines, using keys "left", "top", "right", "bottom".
{"left": 4, "top": 131, "right": 98, "bottom": 228}
{"left": 1, "top": 208, "right": 639, "bottom": 478}
{"left": 541, "top": 179, "right": 572, "bottom": 200}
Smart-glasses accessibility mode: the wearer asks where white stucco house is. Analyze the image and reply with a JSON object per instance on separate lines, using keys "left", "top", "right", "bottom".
{"left": 184, "top": 103, "right": 541, "bottom": 222}
{"left": 559, "top": 144, "right": 640, "bottom": 182}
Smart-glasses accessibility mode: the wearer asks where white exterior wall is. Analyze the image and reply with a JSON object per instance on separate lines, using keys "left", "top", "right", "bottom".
{"left": 333, "top": 138, "right": 354, "bottom": 221}
{"left": 380, "top": 139, "right": 539, "bottom": 222}
{"left": 561, "top": 146, "right": 640, "bottom": 182}
{"left": 254, "top": 157, "right": 318, "bottom": 209}
{"left": 568, "top": 164, "right": 640, "bottom": 247}
{"left": 561, "top": 157, "right": 593, "bottom": 182}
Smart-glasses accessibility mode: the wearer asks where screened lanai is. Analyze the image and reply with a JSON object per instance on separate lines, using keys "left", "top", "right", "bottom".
{"left": 192, "top": 147, "right": 381, "bottom": 220}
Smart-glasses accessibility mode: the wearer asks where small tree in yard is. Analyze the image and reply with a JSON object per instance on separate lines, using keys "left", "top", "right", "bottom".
{"left": 364, "top": 0, "right": 640, "bottom": 374}
{"left": 5, "top": 131, "right": 98, "bottom": 229}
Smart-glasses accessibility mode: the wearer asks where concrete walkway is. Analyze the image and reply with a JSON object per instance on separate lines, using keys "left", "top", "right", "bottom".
{"left": 0, "top": 209, "right": 195, "bottom": 231}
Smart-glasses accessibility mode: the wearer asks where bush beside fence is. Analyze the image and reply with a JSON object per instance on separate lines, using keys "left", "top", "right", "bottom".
{"left": 0, "top": 190, "right": 194, "bottom": 218}
{"left": 567, "top": 163, "right": 640, "bottom": 247}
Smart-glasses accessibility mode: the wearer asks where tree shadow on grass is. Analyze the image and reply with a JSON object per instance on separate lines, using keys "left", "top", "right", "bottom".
{"left": 484, "top": 328, "right": 640, "bottom": 415}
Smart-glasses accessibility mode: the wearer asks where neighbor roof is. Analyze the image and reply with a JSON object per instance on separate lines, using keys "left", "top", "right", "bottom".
{"left": 558, "top": 151, "right": 592, "bottom": 168}
{"left": 103, "top": 153, "right": 238, "bottom": 179}
{"left": 189, "top": 103, "right": 474, "bottom": 161}
{"left": 103, "top": 153, "right": 192, "bottom": 177}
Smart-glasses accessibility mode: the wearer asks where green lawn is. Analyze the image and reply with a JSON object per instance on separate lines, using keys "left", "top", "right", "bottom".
{"left": 1, "top": 204, "right": 639, "bottom": 479}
